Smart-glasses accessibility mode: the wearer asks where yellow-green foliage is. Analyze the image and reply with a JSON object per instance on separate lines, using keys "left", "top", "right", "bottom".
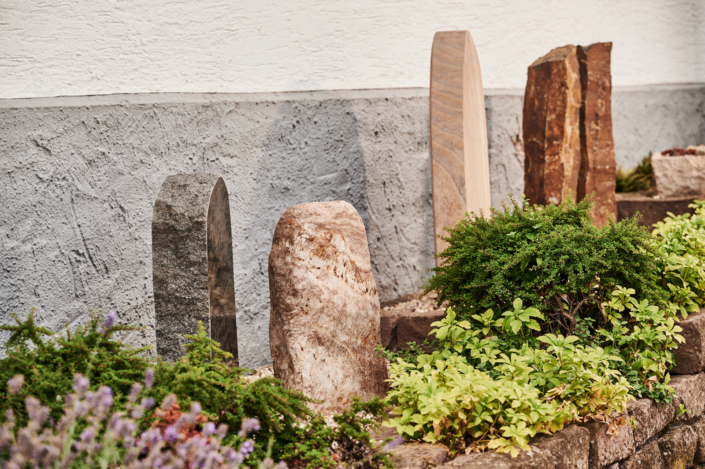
{"left": 384, "top": 309, "right": 632, "bottom": 456}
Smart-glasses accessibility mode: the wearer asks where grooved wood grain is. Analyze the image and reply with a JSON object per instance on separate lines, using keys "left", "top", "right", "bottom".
{"left": 577, "top": 42, "right": 617, "bottom": 226}
{"left": 430, "top": 30, "right": 491, "bottom": 264}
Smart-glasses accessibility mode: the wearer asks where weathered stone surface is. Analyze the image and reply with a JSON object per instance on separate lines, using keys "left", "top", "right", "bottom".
{"left": 692, "top": 418, "right": 705, "bottom": 463}
{"left": 671, "top": 310, "right": 705, "bottom": 375}
{"left": 620, "top": 441, "right": 664, "bottom": 469}
{"left": 153, "top": 173, "right": 238, "bottom": 363}
{"left": 531, "top": 424, "right": 590, "bottom": 469}
{"left": 430, "top": 30, "right": 491, "bottom": 262}
{"left": 652, "top": 152, "right": 705, "bottom": 198}
{"left": 669, "top": 373, "right": 705, "bottom": 421}
{"left": 628, "top": 399, "right": 676, "bottom": 447}
{"left": 583, "top": 419, "right": 635, "bottom": 469}
{"left": 436, "top": 448, "right": 554, "bottom": 469}
{"left": 389, "top": 443, "right": 449, "bottom": 469}
{"left": 576, "top": 42, "right": 617, "bottom": 226}
{"left": 397, "top": 310, "right": 445, "bottom": 352}
{"left": 268, "top": 201, "right": 388, "bottom": 415}
{"left": 523, "top": 45, "right": 582, "bottom": 206}
{"left": 616, "top": 193, "right": 698, "bottom": 227}
{"left": 657, "top": 425, "right": 697, "bottom": 469}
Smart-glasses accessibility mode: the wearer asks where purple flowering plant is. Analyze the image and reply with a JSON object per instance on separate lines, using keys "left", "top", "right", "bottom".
{"left": 0, "top": 372, "right": 286, "bottom": 469}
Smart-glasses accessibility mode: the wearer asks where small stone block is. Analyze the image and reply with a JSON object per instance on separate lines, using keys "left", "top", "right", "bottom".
{"left": 619, "top": 441, "right": 664, "bottom": 469}
{"left": 657, "top": 425, "right": 697, "bottom": 469}
{"left": 389, "top": 443, "right": 449, "bottom": 469}
{"left": 380, "top": 308, "right": 412, "bottom": 352}
{"left": 669, "top": 373, "right": 705, "bottom": 420}
{"left": 531, "top": 424, "right": 590, "bottom": 469}
{"left": 670, "top": 310, "right": 705, "bottom": 375}
{"left": 691, "top": 418, "right": 705, "bottom": 462}
{"left": 583, "top": 419, "right": 635, "bottom": 469}
{"left": 396, "top": 310, "right": 445, "bottom": 352}
{"left": 627, "top": 399, "right": 675, "bottom": 447}
{"left": 436, "top": 448, "right": 554, "bottom": 469}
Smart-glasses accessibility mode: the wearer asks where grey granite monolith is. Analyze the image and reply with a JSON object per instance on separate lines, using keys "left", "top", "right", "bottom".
{"left": 152, "top": 173, "right": 238, "bottom": 363}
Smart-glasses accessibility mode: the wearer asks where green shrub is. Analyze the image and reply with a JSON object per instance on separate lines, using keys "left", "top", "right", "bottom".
{"left": 429, "top": 196, "right": 664, "bottom": 338}
{"left": 0, "top": 312, "right": 389, "bottom": 466}
{"left": 384, "top": 309, "right": 632, "bottom": 456}
{"left": 616, "top": 154, "right": 652, "bottom": 193}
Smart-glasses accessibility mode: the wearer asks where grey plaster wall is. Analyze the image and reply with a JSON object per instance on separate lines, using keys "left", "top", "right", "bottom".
{"left": 1, "top": 84, "right": 703, "bottom": 368}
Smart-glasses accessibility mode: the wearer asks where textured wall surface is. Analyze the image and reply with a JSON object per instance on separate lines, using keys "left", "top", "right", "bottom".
{"left": 1, "top": 85, "right": 703, "bottom": 367}
{"left": 1, "top": 0, "right": 704, "bottom": 99}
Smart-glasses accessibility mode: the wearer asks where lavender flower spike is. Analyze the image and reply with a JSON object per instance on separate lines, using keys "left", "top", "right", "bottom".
{"left": 73, "top": 374, "right": 90, "bottom": 395}
{"left": 144, "top": 368, "right": 155, "bottom": 389}
{"left": 382, "top": 437, "right": 405, "bottom": 452}
{"left": 7, "top": 375, "right": 24, "bottom": 395}
{"left": 238, "top": 418, "right": 261, "bottom": 437}
{"left": 103, "top": 310, "right": 117, "bottom": 332}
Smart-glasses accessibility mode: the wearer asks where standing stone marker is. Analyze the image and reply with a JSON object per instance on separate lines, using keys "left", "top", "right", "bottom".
{"left": 577, "top": 42, "right": 617, "bottom": 226}
{"left": 153, "top": 173, "right": 238, "bottom": 363}
{"left": 523, "top": 45, "right": 582, "bottom": 206}
{"left": 268, "top": 201, "right": 388, "bottom": 415}
{"left": 430, "top": 30, "right": 491, "bottom": 264}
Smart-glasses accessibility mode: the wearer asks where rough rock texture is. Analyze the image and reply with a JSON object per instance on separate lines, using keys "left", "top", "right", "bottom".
{"left": 396, "top": 310, "right": 445, "bottom": 352}
{"left": 152, "top": 173, "right": 238, "bottom": 363}
{"left": 669, "top": 373, "right": 705, "bottom": 421}
{"left": 389, "top": 443, "right": 449, "bottom": 469}
{"left": 436, "top": 448, "right": 554, "bottom": 469}
{"left": 628, "top": 398, "right": 676, "bottom": 447}
{"left": 430, "top": 31, "right": 491, "bottom": 261}
{"left": 620, "top": 441, "right": 664, "bottom": 469}
{"left": 658, "top": 425, "right": 697, "bottom": 469}
{"left": 531, "top": 424, "right": 590, "bottom": 469}
{"left": 671, "top": 310, "right": 705, "bottom": 375}
{"left": 616, "top": 193, "right": 698, "bottom": 227}
{"left": 576, "top": 42, "right": 617, "bottom": 226}
{"left": 652, "top": 153, "right": 705, "bottom": 198}
{"left": 380, "top": 308, "right": 409, "bottom": 352}
{"left": 583, "top": 419, "right": 635, "bottom": 469}
{"left": 523, "top": 45, "right": 582, "bottom": 206}
{"left": 1, "top": 87, "right": 703, "bottom": 365}
{"left": 692, "top": 419, "right": 705, "bottom": 463}
{"left": 268, "top": 201, "right": 388, "bottom": 415}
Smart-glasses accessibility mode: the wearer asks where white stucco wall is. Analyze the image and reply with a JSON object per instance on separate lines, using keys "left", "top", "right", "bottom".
{"left": 1, "top": 0, "right": 703, "bottom": 99}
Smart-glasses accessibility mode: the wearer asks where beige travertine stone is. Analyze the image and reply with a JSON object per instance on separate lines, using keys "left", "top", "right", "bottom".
{"left": 523, "top": 45, "right": 582, "bottom": 206}
{"left": 652, "top": 152, "right": 705, "bottom": 198}
{"left": 152, "top": 173, "right": 238, "bottom": 363}
{"left": 577, "top": 42, "right": 617, "bottom": 226}
{"left": 268, "top": 201, "right": 388, "bottom": 415}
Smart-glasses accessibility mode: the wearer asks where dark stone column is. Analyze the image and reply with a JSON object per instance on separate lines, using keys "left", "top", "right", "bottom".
{"left": 523, "top": 45, "right": 582, "bottom": 206}
{"left": 152, "top": 173, "right": 238, "bottom": 363}
{"left": 577, "top": 42, "right": 617, "bottom": 226}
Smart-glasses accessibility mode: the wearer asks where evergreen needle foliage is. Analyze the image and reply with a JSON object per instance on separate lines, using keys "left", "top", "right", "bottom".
{"left": 429, "top": 195, "right": 664, "bottom": 337}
